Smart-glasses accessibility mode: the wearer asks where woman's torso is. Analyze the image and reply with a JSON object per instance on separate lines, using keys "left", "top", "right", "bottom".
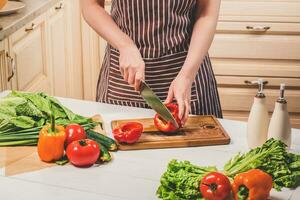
{"left": 111, "top": 0, "right": 196, "bottom": 58}
{"left": 97, "top": 0, "right": 223, "bottom": 118}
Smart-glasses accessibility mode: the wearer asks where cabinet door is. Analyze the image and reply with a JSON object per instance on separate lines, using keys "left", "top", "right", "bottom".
{"left": 47, "top": 1, "right": 68, "bottom": 97}
{"left": 8, "top": 14, "right": 53, "bottom": 94}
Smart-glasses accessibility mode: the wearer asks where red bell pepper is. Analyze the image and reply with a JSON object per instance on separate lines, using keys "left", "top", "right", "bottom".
{"left": 200, "top": 172, "right": 232, "bottom": 200}
{"left": 113, "top": 122, "right": 143, "bottom": 144}
{"left": 154, "top": 103, "right": 182, "bottom": 133}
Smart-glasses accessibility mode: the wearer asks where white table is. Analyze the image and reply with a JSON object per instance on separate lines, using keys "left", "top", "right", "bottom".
{"left": 0, "top": 93, "right": 299, "bottom": 200}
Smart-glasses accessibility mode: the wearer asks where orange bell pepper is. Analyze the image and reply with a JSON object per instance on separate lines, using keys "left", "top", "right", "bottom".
{"left": 37, "top": 123, "right": 66, "bottom": 162}
{"left": 232, "top": 169, "right": 273, "bottom": 200}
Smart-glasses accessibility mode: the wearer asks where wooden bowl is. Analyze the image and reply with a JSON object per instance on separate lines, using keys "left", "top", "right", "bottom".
{"left": 0, "top": 0, "right": 8, "bottom": 9}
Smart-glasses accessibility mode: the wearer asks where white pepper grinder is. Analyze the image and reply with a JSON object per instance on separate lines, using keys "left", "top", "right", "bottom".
{"left": 247, "top": 79, "right": 270, "bottom": 148}
{"left": 267, "top": 84, "right": 291, "bottom": 148}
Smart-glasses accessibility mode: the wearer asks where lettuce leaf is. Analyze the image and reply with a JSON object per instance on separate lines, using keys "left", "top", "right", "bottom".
{"left": 10, "top": 91, "right": 51, "bottom": 116}
{"left": 224, "top": 138, "right": 300, "bottom": 190}
{"left": 10, "top": 116, "right": 36, "bottom": 129}
{"left": 157, "top": 160, "right": 216, "bottom": 200}
{"left": 0, "top": 91, "right": 90, "bottom": 132}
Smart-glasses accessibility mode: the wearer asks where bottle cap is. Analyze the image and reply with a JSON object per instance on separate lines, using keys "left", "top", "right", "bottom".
{"left": 256, "top": 79, "right": 265, "bottom": 98}
{"left": 278, "top": 83, "right": 287, "bottom": 103}
{"left": 245, "top": 79, "right": 267, "bottom": 98}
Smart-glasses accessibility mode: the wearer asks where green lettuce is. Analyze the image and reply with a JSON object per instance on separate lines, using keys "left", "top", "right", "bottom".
{"left": 224, "top": 138, "right": 300, "bottom": 190}
{"left": 0, "top": 91, "right": 95, "bottom": 146}
{"left": 157, "top": 160, "right": 216, "bottom": 200}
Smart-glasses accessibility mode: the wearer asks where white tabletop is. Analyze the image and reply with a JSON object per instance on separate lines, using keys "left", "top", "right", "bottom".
{"left": 0, "top": 93, "right": 299, "bottom": 200}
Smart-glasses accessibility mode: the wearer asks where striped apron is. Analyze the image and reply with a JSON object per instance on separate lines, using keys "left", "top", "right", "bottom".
{"left": 96, "top": 0, "right": 223, "bottom": 118}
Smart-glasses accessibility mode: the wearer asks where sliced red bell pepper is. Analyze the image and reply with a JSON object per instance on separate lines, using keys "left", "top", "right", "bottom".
{"left": 113, "top": 122, "right": 143, "bottom": 144}
{"left": 154, "top": 103, "right": 182, "bottom": 133}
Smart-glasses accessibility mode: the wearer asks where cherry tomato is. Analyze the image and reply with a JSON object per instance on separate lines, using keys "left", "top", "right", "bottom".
{"left": 200, "top": 172, "right": 231, "bottom": 200}
{"left": 66, "top": 139, "right": 100, "bottom": 167}
{"left": 65, "top": 124, "right": 86, "bottom": 146}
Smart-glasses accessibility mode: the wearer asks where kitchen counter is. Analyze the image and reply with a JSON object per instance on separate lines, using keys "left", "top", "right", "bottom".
{"left": 0, "top": 92, "right": 299, "bottom": 200}
{"left": 0, "top": 0, "right": 60, "bottom": 41}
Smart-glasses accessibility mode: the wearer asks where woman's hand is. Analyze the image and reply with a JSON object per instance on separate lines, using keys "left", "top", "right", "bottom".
{"left": 164, "top": 73, "right": 194, "bottom": 125}
{"left": 119, "top": 44, "right": 145, "bottom": 91}
{"left": 163, "top": 0, "right": 220, "bottom": 123}
{"left": 81, "top": 0, "right": 145, "bottom": 91}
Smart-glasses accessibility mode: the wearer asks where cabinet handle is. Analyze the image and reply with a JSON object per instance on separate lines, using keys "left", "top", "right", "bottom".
{"left": 6, "top": 53, "right": 16, "bottom": 82}
{"left": 246, "top": 26, "right": 270, "bottom": 31}
{"left": 25, "top": 23, "right": 36, "bottom": 32}
{"left": 55, "top": 3, "right": 64, "bottom": 10}
{"left": 244, "top": 80, "right": 268, "bottom": 85}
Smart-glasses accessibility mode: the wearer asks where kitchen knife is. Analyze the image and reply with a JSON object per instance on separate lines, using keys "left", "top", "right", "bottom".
{"left": 139, "top": 81, "right": 179, "bottom": 128}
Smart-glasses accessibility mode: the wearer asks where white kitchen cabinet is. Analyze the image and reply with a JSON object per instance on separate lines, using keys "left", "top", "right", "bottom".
{"left": 47, "top": 1, "right": 68, "bottom": 97}
{"left": 210, "top": 0, "right": 300, "bottom": 128}
{"left": 47, "top": 0, "right": 84, "bottom": 99}
{"left": 63, "top": 0, "right": 84, "bottom": 99}
{"left": 8, "top": 13, "right": 53, "bottom": 94}
{"left": 2, "top": 0, "right": 84, "bottom": 99}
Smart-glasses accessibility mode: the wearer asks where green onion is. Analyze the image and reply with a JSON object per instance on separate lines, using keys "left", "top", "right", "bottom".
{"left": 0, "top": 135, "right": 38, "bottom": 142}
{"left": 0, "top": 139, "right": 38, "bottom": 147}
{"left": 0, "top": 121, "right": 100, "bottom": 146}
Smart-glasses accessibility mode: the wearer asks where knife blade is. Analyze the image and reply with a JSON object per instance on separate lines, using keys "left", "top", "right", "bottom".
{"left": 139, "top": 81, "right": 179, "bottom": 128}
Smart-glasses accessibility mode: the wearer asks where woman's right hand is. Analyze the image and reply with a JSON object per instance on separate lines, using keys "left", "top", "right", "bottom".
{"left": 81, "top": 0, "right": 144, "bottom": 91}
{"left": 119, "top": 44, "right": 145, "bottom": 91}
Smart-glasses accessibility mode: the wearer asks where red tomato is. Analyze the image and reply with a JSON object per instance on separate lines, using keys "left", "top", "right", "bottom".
{"left": 66, "top": 139, "right": 100, "bottom": 167}
{"left": 65, "top": 124, "right": 86, "bottom": 146}
{"left": 200, "top": 172, "right": 231, "bottom": 200}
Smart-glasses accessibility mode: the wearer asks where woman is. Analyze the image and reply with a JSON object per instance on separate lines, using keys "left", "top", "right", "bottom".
{"left": 81, "top": 0, "right": 222, "bottom": 125}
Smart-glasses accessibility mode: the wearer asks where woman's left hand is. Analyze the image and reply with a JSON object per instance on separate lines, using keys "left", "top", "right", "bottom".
{"left": 164, "top": 73, "right": 194, "bottom": 125}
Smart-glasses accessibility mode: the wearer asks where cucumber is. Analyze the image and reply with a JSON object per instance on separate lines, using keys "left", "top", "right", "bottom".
{"left": 55, "top": 155, "right": 69, "bottom": 166}
{"left": 98, "top": 142, "right": 111, "bottom": 162}
{"left": 86, "top": 130, "right": 118, "bottom": 151}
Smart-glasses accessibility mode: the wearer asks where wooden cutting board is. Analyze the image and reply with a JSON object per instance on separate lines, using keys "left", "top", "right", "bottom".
{"left": 111, "top": 115, "right": 230, "bottom": 150}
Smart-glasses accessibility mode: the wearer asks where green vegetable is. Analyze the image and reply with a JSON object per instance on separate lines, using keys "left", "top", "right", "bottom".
{"left": 157, "top": 159, "right": 217, "bottom": 200}
{"left": 9, "top": 91, "right": 51, "bottom": 116}
{"left": 43, "top": 94, "right": 76, "bottom": 121}
{"left": 224, "top": 138, "right": 300, "bottom": 190}
{"left": 97, "top": 142, "right": 111, "bottom": 162}
{"left": 86, "top": 129, "right": 118, "bottom": 151}
{"left": 0, "top": 105, "right": 16, "bottom": 119}
{"left": 15, "top": 99, "right": 44, "bottom": 118}
{"left": 55, "top": 155, "right": 69, "bottom": 166}
{"left": 0, "top": 139, "right": 37, "bottom": 147}
{"left": 237, "top": 185, "right": 249, "bottom": 200}
{"left": 157, "top": 139, "right": 300, "bottom": 200}
{"left": 10, "top": 116, "right": 36, "bottom": 129}
{"left": 0, "top": 91, "right": 98, "bottom": 146}
{"left": 85, "top": 130, "right": 116, "bottom": 163}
